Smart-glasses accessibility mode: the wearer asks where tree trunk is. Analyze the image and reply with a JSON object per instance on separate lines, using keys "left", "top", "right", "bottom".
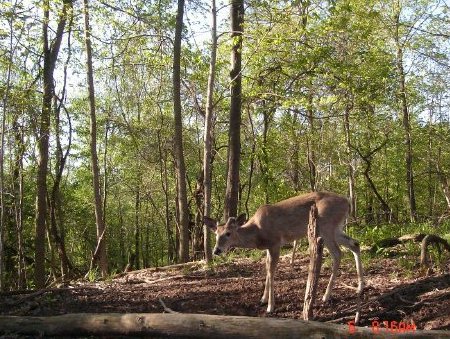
{"left": 134, "top": 188, "right": 141, "bottom": 270}
{"left": 134, "top": 106, "right": 142, "bottom": 269}
{"left": 0, "top": 68, "right": 7, "bottom": 292}
{"left": 259, "top": 106, "right": 274, "bottom": 204}
{"left": 0, "top": 8, "right": 12, "bottom": 291}
{"left": 157, "top": 126, "right": 175, "bottom": 263}
{"left": 306, "top": 92, "right": 317, "bottom": 192}
{"left": 202, "top": 0, "right": 217, "bottom": 264}
{"left": 194, "top": 171, "right": 204, "bottom": 260}
{"left": 173, "top": 0, "right": 190, "bottom": 263}
{"left": 361, "top": 154, "right": 392, "bottom": 221}
{"left": 35, "top": 0, "right": 72, "bottom": 289}
{"left": 224, "top": 0, "right": 244, "bottom": 220}
{"left": 344, "top": 102, "right": 356, "bottom": 219}
{"left": 49, "top": 97, "right": 73, "bottom": 280}
{"left": 83, "top": 0, "right": 108, "bottom": 277}
{"left": 394, "top": 2, "right": 416, "bottom": 222}
{"left": 303, "top": 204, "right": 323, "bottom": 321}
{"left": 436, "top": 148, "right": 450, "bottom": 212}
{"left": 244, "top": 106, "right": 257, "bottom": 217}
{"left": 12, "top": 117, "right": 26, "bottom": 289}
{"left": 49, "top": 30, "right": 74, "bottom": 279}
{"left": 351, "top": 134, "right": 391, "bottom": 222}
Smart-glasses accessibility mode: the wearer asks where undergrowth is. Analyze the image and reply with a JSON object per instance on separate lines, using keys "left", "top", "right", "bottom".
{"left": 350, "top": 221, "right": 450, "bottom": 273}
{"left": 214, "top": 221, "right": 450, "bottom": 275}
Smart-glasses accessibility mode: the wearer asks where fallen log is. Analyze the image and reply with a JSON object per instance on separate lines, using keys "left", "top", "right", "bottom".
{"left": 370, "top": 233, "right": 427, "bottom": 253}
{"left": 421, "top": 234, "right": 450, "bottom": 267}
{"left": 0, "top": 313, "right": 449, "bottom": 338}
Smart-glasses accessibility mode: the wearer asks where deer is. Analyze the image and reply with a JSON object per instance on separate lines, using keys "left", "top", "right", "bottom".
{"left": 203, "top": 191, "right": 364, "bottom": 313}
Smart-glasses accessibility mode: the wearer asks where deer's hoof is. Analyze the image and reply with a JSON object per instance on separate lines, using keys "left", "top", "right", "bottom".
{"left": 266, "top": 304, "right": 274, "bottom": 313}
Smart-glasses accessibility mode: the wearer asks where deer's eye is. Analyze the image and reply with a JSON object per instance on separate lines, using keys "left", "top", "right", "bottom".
{"left": 225, "top": 232, "right": 231, "bottom": 237}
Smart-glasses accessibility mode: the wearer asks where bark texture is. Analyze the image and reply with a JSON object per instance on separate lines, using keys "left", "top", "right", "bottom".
{"left": 173, "top": 0, "right": 190, "bottom": 263}
{"left": 0, "top": 313, "right": 446, "bottom": 338}
{"left": 224, "top": 0, "right": 244, "bottom": 220}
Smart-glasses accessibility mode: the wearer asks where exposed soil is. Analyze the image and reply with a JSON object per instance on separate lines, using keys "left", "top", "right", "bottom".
{"left": 1, "top": 251, "right": 449, "bottom": 332}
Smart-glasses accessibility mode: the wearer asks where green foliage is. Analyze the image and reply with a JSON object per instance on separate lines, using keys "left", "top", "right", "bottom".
{"left": 86, "top": 268, "right": 101, "bottom": 283}
{"left": 360, "top": 221, "right": 450, "bottom": 274}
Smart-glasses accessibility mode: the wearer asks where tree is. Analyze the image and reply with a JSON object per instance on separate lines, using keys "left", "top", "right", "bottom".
{"left": 202, "top": 0, "right": 218, "bottom": 263}
{"left": 393, "top": 0, "right": 417, "bottom": 222}
{"left": 0, "top": 0, "right": 16, "bottom": 291}
{"left": 35, "top": 0, "right": 73, "bottom": 289}
{"left": 173, "top": 0, "right": 190, "bottom": 263}
{"left": 224, "top": 0, "right": 244, "bottom": 220}
{"left": 83, "top": 0, "right": 108, "bottom": 277}
{"left": 48, "top": 6, "right": 74, "bottom": 283}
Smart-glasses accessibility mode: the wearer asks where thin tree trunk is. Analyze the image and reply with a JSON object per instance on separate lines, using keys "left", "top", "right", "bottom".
{"left": 134, "top": 188, "right": 141, "bottom": 270}
{"left": 102, "top": 121, "right": 109, "bottom": 227}
{"left": 36, "top": 0, "right": 72, "bottom": 289}
{"left": 0, "top": 0, "right": 14, "bottom": 291}
{"left": 260, "top": 107, "right": 272, "bottom": 204}
{"left": 118, "top": 198, "right": 126, "bottom": 269}
{"left": 49, "top": 98, "right": 73, "bottom": 280}
{"left": 49, "top": 28, "right": 74, "bottom": 280}
{"left": 173, "top": 0, "right": 190, "bottom": 263}
{"left": 157, "top": 126, "right": 175, "bottom": 263}
{"left": 0, "top": 68, "right": 8, "bottom": 292}
{"left": 134, "top": 108, "right": 141, "bottom": 269}
{"left": 83, "top": 0, "right": 108, "bottom": 277}
{"left": 344, "top": 101, "right": 356, "bottom": 219}
{"left": 306, "top": 92, "right": 316, "bottom": 192}
{"left": 202, "top": 0, "right": 217, "bottom": 264}
{"left": 352, "top": 143, "right": 392, "bottom": 222}
{"left": 244, "top": 105, "right": 257, "bottom": 217}
{"left": 436, "top": 148, "right": 450, "bottom": 212}
{"left": 12, "top": 118, "right": 25, "bottom": 289}
{"left": 289, "top": 110, "right": 302, "bottom": 192}
{"left": 394, "top": 2, "right": 416, "bottom": 222}
{"left": 224, "top": 0, "right": 244, "bottom": 220}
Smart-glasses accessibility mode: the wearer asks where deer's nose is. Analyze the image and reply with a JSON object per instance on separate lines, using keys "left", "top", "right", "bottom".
{"left": 213, "top": 247, "right": 222, "bottom": 255}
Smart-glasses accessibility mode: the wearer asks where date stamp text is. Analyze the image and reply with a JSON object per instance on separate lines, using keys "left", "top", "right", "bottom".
{"left": 348, "top": 320, "right": 417, "bottom": 335}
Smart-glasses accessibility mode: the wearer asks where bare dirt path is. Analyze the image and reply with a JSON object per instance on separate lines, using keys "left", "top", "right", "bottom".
{"left": 1, "top": 254, "right": 449, "bottom": 331}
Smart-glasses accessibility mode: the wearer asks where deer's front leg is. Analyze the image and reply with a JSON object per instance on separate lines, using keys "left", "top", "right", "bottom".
{"left": 261, "top": 251, "right": 270, "bottom": 305}
{"left": 261, "top": 247, "right": 280, "bottom": 313}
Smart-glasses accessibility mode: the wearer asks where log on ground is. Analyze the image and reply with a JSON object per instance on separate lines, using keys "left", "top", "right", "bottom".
{"left": 1, "top": 313, "right": 450, "bottom": 338}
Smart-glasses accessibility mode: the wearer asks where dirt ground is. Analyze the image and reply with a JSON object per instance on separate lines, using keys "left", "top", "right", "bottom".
{"left": 1, "top": 251, "right": 449, "bottom": 333}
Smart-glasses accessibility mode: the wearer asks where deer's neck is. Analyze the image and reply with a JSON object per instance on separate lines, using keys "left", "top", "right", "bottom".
{"left": 236, "top": 223, "right": 263, "bottom": 249}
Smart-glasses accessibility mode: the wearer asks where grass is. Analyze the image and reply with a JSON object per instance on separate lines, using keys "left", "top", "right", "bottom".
{"left": 86, "top": 268, "right": 100, "bottom": 282}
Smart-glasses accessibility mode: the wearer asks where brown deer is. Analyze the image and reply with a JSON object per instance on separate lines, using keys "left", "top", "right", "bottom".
{"left": 204, "top": 191, "right": 364, "bottom": 313}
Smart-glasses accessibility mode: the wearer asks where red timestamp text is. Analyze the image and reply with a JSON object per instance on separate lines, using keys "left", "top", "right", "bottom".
{"left": 347, "top": 320, "right": 417, "bottom": 335}
{"left": 372, "top": 320, "right": 417, "bottom": 334}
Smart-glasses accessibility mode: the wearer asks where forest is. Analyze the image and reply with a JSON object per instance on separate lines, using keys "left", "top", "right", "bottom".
{"left": 0, "top": 0, "right": 449, "bottom": 297}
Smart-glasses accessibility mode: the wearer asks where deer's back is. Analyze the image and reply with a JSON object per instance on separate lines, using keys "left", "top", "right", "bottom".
{"left": 250, "top": 191, "right": 349, "bottom": 244}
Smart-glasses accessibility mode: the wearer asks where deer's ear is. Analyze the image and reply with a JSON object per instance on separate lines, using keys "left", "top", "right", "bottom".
{"left": 236, "top": 213, "right": 247, "bottom": 226}
{"left": 203, "top": 216, "right": 218, "bottom": 232}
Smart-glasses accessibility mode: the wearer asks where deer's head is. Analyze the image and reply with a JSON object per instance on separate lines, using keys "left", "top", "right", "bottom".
{"left": 203, "top": 213, "right": 247, "bottom": 255}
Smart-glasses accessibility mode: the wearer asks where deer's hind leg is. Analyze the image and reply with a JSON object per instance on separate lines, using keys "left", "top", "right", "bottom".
{"left": 322, "top": 239, "right": 342, "bottom": 303}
